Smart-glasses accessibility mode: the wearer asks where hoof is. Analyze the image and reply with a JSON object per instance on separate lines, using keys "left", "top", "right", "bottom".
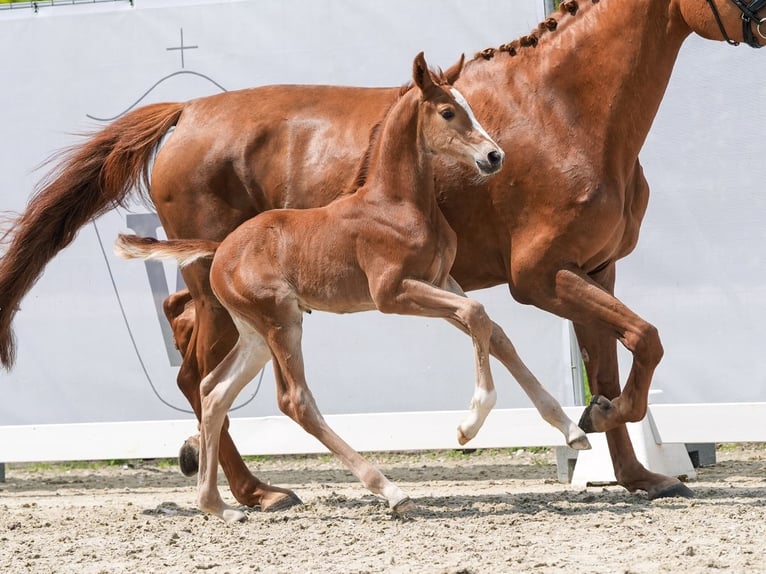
{"left": 457, "top": 427, "right": 472, "bottom": 446}
{"left": 648, "top": 481, "right": 695, "bottom": 501}
{"left": 392, "top": 497, "right": 416, "bottom": 517}
{"left": 261, "top": 491, "right": 303, "bottom": 512}
{"left": 178, "top": 437, "right": 200, "bottom": 477}
{"left": 569, "top": 433, "right": 592, "bottom": 450}
{"left": 222, "top": 508, "right": 248, "bottom": 523}
{"left": 578, "top": 395, "right": 612, "bottom": 433}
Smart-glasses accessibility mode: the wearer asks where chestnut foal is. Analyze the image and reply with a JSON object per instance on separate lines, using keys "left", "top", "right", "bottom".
{"left": 116, "top": 53, "right": 585, "bottom": 522}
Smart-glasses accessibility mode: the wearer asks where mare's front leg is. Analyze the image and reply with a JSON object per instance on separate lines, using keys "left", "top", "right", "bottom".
{"left": 169, "top": 280, "right": 300, "bottom": 510}
{"left": 373, "top": 277, "right": 497, "bottom": 444}
{"left": 197, "top": 324, "right": 273, "bottom": 522}
{"left": 514, "top": 260, "right": 663, "bottom": 432}
{"left": 264, "top": 302, "right": 414, "bottom": 515}
{"left": 574, "top": 320, "right": 693, "bottom": 498}
{"left": 514, "top": 258, "right": 691, "bottom": 499}
{"left": 571, "top": 264, "right": 692, "bottom": 499}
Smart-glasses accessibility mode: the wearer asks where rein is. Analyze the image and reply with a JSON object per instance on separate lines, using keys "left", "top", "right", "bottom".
{"left": 705, "top": 0, "right": 766, "bottom": 48}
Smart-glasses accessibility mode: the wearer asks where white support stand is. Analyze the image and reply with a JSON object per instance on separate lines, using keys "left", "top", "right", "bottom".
{"left": 568, "top": 407, "right": 696, "bottom": 487}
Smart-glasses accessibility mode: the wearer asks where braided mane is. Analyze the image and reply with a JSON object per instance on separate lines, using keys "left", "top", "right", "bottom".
{"left": 472, "top": 0, "right": 598, "bottom": 61}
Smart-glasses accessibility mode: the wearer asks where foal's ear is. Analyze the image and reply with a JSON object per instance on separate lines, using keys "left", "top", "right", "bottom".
{"left": 413, "top": 51, "right": 434, "bottom": 93}
{"left": 444, "top": 54, "right": 465, "bottom": 85}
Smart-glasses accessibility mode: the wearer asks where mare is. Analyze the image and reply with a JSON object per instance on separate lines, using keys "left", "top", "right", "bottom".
{"left": 114, "top": 52, "right": 588, "bottom": 521}
{"left": 1, "top": 0, "right": 763, "bottom": 510}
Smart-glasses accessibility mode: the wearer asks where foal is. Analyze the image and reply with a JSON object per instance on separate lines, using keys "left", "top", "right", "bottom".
{"left": 116, "top": 53, "right": 581, "bottom": 522}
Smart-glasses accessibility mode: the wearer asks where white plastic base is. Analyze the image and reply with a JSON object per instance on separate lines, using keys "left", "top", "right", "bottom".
{"left": 569, "top": 409, "right": 697, "bottom": 487}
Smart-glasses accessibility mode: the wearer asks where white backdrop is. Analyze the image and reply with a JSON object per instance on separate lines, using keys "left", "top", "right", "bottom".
{"left": 0, "top": 0, "right": 764, "bottom": 461}
{"left": 0, "top": 0, "right": 569, "bottom": 428}
{"left": 622, "top": 35, "right": 765, "bottom": 404}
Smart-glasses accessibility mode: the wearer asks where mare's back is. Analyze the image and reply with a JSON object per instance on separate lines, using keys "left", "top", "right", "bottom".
{"left": 153, "top": 85, "right": 402, "bottom": 214}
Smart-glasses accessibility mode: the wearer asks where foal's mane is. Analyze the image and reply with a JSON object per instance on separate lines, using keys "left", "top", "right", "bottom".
{"left": 349, "top": 67, "right": 452, "bottom": 192}
{"left": 471, "top": 0, "right": 598, "bottom": 62}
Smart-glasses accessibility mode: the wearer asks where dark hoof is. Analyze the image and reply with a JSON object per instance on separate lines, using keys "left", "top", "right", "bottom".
{"left": 649, "top": 481, "right": 695, "bottom": 500}
{"left": 178, "top": 437, "right": 200, "bottom": 477}
{"left": 262, "top": 492, "right": 303, "bottom": 512}
{"left": 391, "top": 496, "right": 417, "bottom": 519}
{"left": 392, "top": 497, "right": 417, "bottom": 517}
{"left": 578, "top": 395, "right": 611, "bottom": 434}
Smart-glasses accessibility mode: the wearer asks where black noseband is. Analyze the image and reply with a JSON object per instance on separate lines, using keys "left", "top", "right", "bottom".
{"left": 705, "top": 0, "right": 766, "bottom": 48}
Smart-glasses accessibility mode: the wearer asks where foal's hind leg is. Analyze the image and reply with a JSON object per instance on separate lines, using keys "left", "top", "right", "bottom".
{"left": 168, "top": 286, "right": 300, "bottom": 510}
{"left": 197, "top": 321, "right": 272, "bottom": 523}
{"left": 443, "top": 278, "right": 590, "bottom": 450}
{"left": 264, "top": 303, "right": 414, "bottom": 514}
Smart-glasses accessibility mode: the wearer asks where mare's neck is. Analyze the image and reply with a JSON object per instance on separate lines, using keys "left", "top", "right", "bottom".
{"left": 548, "top": 0, "right": 691, "bottom": 171}
{"left": 468, "top": 0, "right": 692, "bottom": 176}
{"left": 358, "top": 91, "right": 434, "bottom": 210}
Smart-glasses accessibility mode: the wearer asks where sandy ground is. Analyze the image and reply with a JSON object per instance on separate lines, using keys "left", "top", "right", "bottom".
{"left": 1, "top": 444, "right": 765, "bottom": 574}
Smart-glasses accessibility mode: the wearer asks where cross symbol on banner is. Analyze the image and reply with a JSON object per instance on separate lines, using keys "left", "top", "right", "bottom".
{"left": 166, "top": 28, "right": 198, "bottom": 69}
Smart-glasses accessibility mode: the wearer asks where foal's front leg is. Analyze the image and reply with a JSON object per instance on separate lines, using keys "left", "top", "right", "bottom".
{"left": 441, "top": 278, "right": 590, "bottom": 450}
{"left": 373, "top": 277, "right": 497, "bottom": 444}
{"left": 485, "top": 321, "right": 590, "bottom": 450}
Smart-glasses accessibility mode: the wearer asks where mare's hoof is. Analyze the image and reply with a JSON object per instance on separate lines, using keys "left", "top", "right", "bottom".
{"left": 578, "top": 395, "right": 612, "bottom": 433}
{"left": 261, "top": 491, "right": 303, "bottom": 512}
{"left": 392, "top": 497, "right": 416, "bottom": 517}
{"left": 457, "top": 427, "right": 472, "bottom": 446}
{"left": 648, "top": 481, "right": 695, "bottom": 501}
{"left": 178, "top": 437, "right": 200, "bottom": 477}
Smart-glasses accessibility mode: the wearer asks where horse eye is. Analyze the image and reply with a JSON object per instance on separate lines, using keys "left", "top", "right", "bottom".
{"left": 440, "top": 109, "right": 455, "bottom": 120}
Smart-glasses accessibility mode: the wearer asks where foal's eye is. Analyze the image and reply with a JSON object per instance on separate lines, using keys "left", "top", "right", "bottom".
{"left": 440, "top": 108, "right": 455, "bottom": 120}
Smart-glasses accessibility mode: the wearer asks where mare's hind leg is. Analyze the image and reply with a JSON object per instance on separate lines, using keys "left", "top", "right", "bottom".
{"left": 442, "top": 278, "right": 590, "bottom": 450}
{"left": 162, "top": 289, "right": 202, "bottom": 476}
{"left": 197, "top": 320, "right": 273, "bottom": 522}
{"left": 264, "top": 302, "right": 414, "bottom": 514}
{"left": 168, "top": 285, "right": 300, "bottom": 510}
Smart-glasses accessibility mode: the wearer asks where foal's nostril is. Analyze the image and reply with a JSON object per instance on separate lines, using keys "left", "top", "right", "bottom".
{"left": 488, "top": 150, "right": 503, "bottom": 167}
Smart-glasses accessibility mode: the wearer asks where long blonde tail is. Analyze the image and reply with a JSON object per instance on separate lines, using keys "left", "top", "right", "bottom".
{"left": 114, "top": 234, "right": 219, "bottom": 267}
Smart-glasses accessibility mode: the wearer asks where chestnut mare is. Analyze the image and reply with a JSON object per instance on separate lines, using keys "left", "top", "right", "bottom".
{"left": 1, "top": 0, "right": 763, "bottom": 510}
{"left": 114, "top": 52, "right": 592, "bottom": 521}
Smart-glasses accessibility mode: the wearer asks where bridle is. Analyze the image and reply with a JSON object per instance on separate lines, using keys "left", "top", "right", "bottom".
{"left": 705, "top": 0, "right": 766, "bottom": 48}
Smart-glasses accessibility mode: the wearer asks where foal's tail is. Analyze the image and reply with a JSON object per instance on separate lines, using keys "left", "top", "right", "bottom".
{"left": 0, "top": 102, "right": 185, "bottom": 370}
{"left": 114, "top": 234, "right": 219, "bottom": 267}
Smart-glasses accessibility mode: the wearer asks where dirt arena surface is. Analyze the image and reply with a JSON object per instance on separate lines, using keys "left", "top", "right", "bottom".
{"left": 1, "top": 444, "right": 765, "bottom": 574}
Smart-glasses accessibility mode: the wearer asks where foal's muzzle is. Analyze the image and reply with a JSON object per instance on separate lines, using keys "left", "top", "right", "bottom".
{"left": 477, "top": 149, "right": 505, "bottom": 175}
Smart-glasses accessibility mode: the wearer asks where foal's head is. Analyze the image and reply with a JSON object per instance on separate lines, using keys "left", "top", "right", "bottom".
{"left": 413, "top": 52, "right": 504, "bottom": 176}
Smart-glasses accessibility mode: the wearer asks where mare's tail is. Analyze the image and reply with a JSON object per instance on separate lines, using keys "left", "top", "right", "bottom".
{"left": 114, "top": 234, "right": 219, "bottom": 267}
{"left": 0, "top": 102, "right": 185, "bottom": 370}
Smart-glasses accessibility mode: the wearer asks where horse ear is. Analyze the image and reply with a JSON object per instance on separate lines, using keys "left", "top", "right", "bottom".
{"left": 444, "top": 53, "right": 465, "bottom": 85}
{"left": 413, "top": 51, "right": 433, "bottom": 93}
